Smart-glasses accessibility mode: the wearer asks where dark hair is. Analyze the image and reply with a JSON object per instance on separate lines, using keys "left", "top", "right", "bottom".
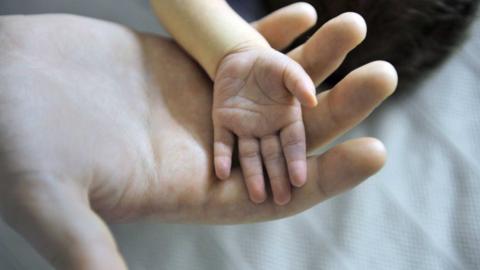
{"left": 267, "top": 0, "right": 479, "bottom": 94}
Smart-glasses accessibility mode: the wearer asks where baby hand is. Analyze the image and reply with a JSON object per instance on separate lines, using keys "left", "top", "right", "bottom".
{"left": 212, "top": 46, "right": 317, "bottom": 205}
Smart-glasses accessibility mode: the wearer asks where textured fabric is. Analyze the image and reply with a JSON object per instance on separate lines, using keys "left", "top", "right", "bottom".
{"left": 0, "top": 1, "right": 479, "bottom": 269}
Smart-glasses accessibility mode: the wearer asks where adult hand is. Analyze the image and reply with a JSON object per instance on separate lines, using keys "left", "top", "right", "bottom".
{"left": 0, "top": 4, "right": 397, "bottom": 270}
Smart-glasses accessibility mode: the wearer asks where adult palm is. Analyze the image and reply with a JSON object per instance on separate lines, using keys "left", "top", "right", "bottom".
{"left": 0, "top": 5, "right": 397, "bottom": 270}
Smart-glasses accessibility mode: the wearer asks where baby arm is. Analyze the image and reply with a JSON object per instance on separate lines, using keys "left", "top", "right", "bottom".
{"left": 151, "top": 0, "right": 317, "bottom": 205}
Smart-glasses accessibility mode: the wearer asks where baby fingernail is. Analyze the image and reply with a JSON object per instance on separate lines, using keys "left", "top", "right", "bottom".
{"left": 290, "top": 162, "right": 307, "bottom": 187}
{"left": 215, "top": 157, "right": 231, "bottom": 179}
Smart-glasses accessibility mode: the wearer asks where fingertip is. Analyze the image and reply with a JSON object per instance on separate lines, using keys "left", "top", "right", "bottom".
{"left": 337, "top": 12, "right": 367, "bottom": 44}
{"left": 251, "top": 194, "right": 267, "bottom": 204}
{"left": 335, "top": 137, "right": 387, "bottom": 179}
{"left": 248, "top": 176, "right": 267, "bottom": 204}
{"left": 304, "top": 94, "right": 318, "bottom": 108}
{"left": 289, "top": 161, "right": 307, "bottom": 187}
{"left": 290, "top": 2, "right": 318, "bottom": 28}
{"left": 274, "top": 190, "right": 292, "bottom": 206}
{"left": 361, "top": 138, "right": 387, "bottom": 175}
{"left": 369, "top": 61, "right": 399, "bottom": 97}
{"left": 290, "top": 76, "right": 317, "bottom": 107}
{"left": 296, "top": 84, "right": 317, "bottom": 108}
{"left": 300, "top": 97, "right": 317, "bottom": 108}
{"left": 347, "top": 61, "right": 398, "bottom": 103}
{"left": 214, "top": 157, "right": 231, "bottom": 180}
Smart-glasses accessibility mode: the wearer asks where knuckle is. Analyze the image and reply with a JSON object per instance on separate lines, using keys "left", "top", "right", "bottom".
{"left": 262, "top": 146, "right": 282, "bottom": 162}
{"left": 282, "top": 137, "right": 304, "bottom": 148}
{"left": 239, "top": 146, "right": 259, "bottom": 159}
{"left": 282, "top": 138, "right": 306, "bottom": 158}
{"left": 245, "top": 171, "right": 264, "bottom": 180}
{"left": 281, "top": 133, "right": 305, "bottom": 149}
{"left": 269, "top": 175, "right": 287, "bottom": 184}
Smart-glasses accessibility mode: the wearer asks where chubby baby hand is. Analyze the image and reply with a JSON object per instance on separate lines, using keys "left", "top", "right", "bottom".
{"left": 212, "top": 46, "right": 317, "bottom": 205}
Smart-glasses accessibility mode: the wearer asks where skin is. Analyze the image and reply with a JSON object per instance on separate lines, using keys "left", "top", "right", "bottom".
{"left": 213, "top": 6, "right": 370, "bottom": 205}
{"left": 213, "top": 47, "right": 315, "bottom": 205}
{"left": 0, "top": 5, "right": 397, "bottom": 270}
{"left": 151, "top": 0, "right": 319, "bottom": 204}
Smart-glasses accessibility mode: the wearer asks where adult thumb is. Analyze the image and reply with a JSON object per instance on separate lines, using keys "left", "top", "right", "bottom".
{"left": 0, "top": 174, "right": 126, "bottom": 270}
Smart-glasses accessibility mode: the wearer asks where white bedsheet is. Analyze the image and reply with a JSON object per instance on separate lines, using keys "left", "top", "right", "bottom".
{"left": 0, "top": 1, "right": 479, "bottom": 269}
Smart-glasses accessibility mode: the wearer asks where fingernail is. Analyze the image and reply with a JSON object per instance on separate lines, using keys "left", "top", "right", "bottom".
{"left": 249, "top": 176, "right": 267, "bottom": 204}
{"left": 215, "top": 157, "right": 231, "bottom": 180}
{"left": 290, "top": 161, "right": 307, "bottom": 187}
{"left": 275, "top": 191, "right": 291, "bottom": 206}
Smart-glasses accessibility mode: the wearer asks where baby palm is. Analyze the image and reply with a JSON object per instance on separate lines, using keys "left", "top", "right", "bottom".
{"left": 213, "top": 48, "right": 316, "bottom": 205}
